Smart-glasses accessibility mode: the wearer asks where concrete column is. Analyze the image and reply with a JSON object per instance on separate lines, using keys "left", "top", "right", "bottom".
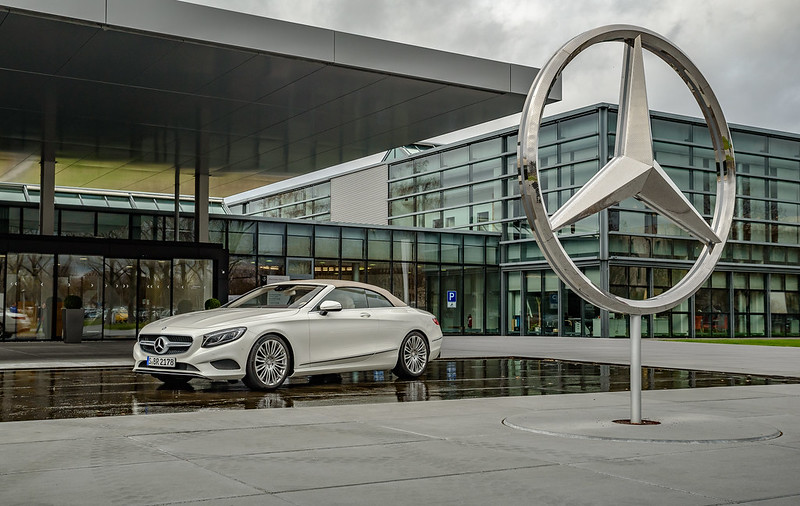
{"left": 194, "top": 161, "right": 209, "bottom": 243}
{"left": 39, "top": 146, "right": 56, "bottom": 235}
{"left": 174, "top": 165, "right": 180, "bottom": 241}
{"left": 194, "top": 120, "right": 210, "bottom": 243}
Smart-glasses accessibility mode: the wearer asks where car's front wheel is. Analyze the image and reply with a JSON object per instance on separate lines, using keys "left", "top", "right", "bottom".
{"left": 243, "top": 334, "right": 291, "bottom": 391}
{"left": 393, "top": 331, "right": 429, "bottom": 379}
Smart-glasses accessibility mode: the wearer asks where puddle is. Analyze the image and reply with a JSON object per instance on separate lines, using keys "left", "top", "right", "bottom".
{"left": 0, "top": 358, "right": 796, "bottom": 422}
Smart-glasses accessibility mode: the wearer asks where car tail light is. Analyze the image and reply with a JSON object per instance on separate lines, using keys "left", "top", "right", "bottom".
{"left": 432, "top": 317, "right": 440, "bottom": 326}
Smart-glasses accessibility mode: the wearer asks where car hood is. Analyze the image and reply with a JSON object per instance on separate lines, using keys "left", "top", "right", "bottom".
{"left": 140, "top": 307, "right": 300, "bottom": 333}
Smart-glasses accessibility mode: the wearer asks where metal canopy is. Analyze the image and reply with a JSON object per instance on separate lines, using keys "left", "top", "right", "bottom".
{"left": 0, "top": 1, "right": 552, "bottom": 197}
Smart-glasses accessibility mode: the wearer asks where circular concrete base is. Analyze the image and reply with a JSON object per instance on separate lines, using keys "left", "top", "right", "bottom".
{"left": 502, "top": 412, "right": 782, "bottom": 444}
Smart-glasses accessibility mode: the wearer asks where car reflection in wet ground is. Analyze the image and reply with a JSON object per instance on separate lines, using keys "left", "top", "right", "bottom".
{"left": 1, "top": 358, "right": 798, "bottom": 422}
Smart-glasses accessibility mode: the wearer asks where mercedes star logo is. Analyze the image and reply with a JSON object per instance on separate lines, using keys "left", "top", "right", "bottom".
{"left": 153, "top": 336, "right": 170, "bottom": 355}
{"left": 518, "top": 25, "right": 736, "bottom": 315}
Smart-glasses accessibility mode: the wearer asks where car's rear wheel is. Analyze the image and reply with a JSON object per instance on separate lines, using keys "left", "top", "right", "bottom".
{"left": 243, "top": 334, "right": 291, "bottom": 391}
{"left": 152, "top": 374, "right": 191, "bottom": 386}
{"left": 393, "top": 331, "right": 429, "bottom": 379}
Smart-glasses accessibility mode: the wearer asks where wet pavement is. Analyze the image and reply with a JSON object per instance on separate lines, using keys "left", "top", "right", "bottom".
{"left": 1, "top": 358, "right": 796, "bottom": 422}
{"left": 3, "top": 338, "right": 800, "bottom": 505}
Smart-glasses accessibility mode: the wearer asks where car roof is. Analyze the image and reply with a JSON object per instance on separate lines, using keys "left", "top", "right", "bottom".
{"left": 270, "top": 279, "right": 407, "bottom": 307}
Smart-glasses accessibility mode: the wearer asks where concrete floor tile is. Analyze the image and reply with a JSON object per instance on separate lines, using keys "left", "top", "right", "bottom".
{"left": 734, "top": 495, "right": 800, "bottom": 505}
{"left": 131, "top": 421, "right": 431, "bottom": 459}
{"left": 0, "top": 435, "right": 175, "bottom": 474}
{"left": 573, "top": 443, "right": 800, "bottom": 503}
{"left": 192, "top": 439, "right": 551, "bottom": 493}
{"left": 275, "top": 464, "right": 718, "bottom": 506}
{"left": 0, "top": 460, "right": 261, "bottom": 505}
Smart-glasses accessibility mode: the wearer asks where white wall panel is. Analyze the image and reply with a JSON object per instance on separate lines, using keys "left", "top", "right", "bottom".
{"left": 330, "top": 165, "right": 388, "bottom": 225}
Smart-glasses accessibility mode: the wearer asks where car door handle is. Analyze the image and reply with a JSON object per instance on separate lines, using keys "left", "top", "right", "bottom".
{"left": 360, "top": 312, "right": 371, "bottom": 318}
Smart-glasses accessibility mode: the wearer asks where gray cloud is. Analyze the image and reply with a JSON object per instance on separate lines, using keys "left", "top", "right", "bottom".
{"left": 189, "top": 0, "right": 800, "bottom": 133}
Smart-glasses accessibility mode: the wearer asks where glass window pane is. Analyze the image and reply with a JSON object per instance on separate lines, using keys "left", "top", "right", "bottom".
{"left": 229, "top": 256, "right": 257, "bottom": 296}
{"left": 393, "top": 231, "right": 414, "bottom": 262}
{"left": 654, "top": 141, "right": 690, "bottom": 166}
{"left": 97, "top": 213, "right": 128, "bottom": 239}
{"left": 314, "top": 226, "right": 340, "bottom": 258}
{"left": 286, "top": 224, "right": 312, "bottom": 256}
{"left": 732, "top": 131, "right": 766, "bottom": 153}
{"left": 173, "top": 259, "right": 213, "bottom": 315}
{"left": 60, "top": 210, "right": 94, "bottom": 237}
{"left": 389, "top": 160, "right": 414, "bottom": 179}
{"left": 559, "top": 115, "right": 598, "bottom": 138}
{"left": 653, "top": 118, "right": 691, "bottom": 142}
{"left": 472, "top": 180, "right": 502, "bottom": 202}
{"left": 389, "top": 179, "right": 416, "bottom": 197}
{"left": 368, "top": 230, "right": 391, "bottom": 260}
{"left": 287, "top": 258, "right": 312, "bottom": 279}
{"left": 441, "top": 234, "right": 462, "bottom": 263}
{"left": 470, "top": 138, "right": 502, "bottom": 159}
{"left": 560, "top": 136, "right": 597, "bottom": 162}
{"left": 390, "top": 197, "right": 414, "bottom": 216}
{"left": 443, "top": 207, "right": 469, "bottom": 228}
{"left": 442, "top": 166, "right": 469, "bottom": 187}
{"left": 442, "top": 187, "right": 469, "bottom": 207}
{"left": 342, "top": 228, "right": 365, "bottom": 259}
{"left": 441, "top": 147, "right": 468, "bottom": 167}
{"left": 138, "top": 259, "right": 172, "bottom": 328}
{"left": 103, "top": 258, "right": 136, "bottom": 339}
{"left": 417, "top": 232, "right": 440, "bottom": 263}
{"left": 471, "top": 159, "right": 503, "bottom": 181}
{"left": 258, "top": 256, "right": 285, "bottom": 283}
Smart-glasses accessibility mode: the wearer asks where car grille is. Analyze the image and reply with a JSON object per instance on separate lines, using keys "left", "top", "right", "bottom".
{"left": 138, "top": 334, "right": 193, "bottom": 355}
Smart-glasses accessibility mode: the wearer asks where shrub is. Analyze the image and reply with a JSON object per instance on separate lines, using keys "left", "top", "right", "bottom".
{"left": 63, "top": 295, "right": 83, "bottom": 309}
{"left": 204, "top": 298, "right": 221, "bottom": 310}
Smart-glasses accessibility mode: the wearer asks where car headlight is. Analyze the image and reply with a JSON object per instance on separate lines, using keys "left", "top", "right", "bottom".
{"left": 202, "top": 327, "right": 247, "bottom": 348}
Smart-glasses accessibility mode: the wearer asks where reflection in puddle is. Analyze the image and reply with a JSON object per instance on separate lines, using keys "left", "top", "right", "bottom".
{"left": 0, "top": 358, "right": 797, "bottom": 422}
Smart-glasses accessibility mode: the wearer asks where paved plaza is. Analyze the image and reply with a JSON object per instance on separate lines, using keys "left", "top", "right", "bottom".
{"left": 1, "top": 337, "right": 799, "bottom": 505}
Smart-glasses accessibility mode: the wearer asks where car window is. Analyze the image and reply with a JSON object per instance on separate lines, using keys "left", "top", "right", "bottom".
{"left": 226, "top": 285, "right": 322, "bottom": 308}
{"left": 366, "top": 290, "right": 394, "bottom": 308}
{"left": 321, "top": 287, "right": 368, "bottom": 309}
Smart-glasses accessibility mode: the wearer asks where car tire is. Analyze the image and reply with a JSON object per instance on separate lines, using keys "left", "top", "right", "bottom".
{"left": 243, "top": 334, "right": 292, "bottom": 391}
{"left": 152, "top": 374, "right": 191, "bottom": 386}
{"left": 392, "top": 331, "right": 429, "bottom": 379}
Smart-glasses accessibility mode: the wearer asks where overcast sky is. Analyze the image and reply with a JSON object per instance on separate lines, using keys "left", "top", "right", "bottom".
{"left": 189, "top": 0, "right": 800, "bottom": 141}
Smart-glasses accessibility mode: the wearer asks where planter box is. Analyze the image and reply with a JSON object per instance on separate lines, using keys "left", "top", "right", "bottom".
{"left": 62, "top": 308, "right": 83, "bottom": 343}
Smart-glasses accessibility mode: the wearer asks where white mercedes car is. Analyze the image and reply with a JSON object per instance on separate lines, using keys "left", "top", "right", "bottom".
{"left": 133, "top": 280, "right": 442, "bottom": 390}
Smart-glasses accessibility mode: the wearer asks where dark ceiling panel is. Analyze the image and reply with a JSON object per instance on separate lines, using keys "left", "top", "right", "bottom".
{"left": 57, "top": 29, "right": 181, "bottom": 84}
{"left": 128, "top": 40, "right": 254, "bottom": 95}
{"left": 257, "top": 64, "right": 387, "bottom": 109}
{"left": 0, "top": 12, "right": 97, "bottom": 74}
{"left": 196, "top": 52, "right": 326, "bottom": 103}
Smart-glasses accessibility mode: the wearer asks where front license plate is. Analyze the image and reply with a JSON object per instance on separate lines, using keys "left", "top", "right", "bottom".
{"left": 147, "top": 356, "right": 176, "bottom": 368}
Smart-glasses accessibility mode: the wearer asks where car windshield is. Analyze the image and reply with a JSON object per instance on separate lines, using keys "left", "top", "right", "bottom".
{"left": 224, "top": 284, "right": 323, "bottom": 309}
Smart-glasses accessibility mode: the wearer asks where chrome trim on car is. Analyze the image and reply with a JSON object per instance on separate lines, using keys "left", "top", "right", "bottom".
{"left": 300, "top": 348, "right": 396, "bottom": 368}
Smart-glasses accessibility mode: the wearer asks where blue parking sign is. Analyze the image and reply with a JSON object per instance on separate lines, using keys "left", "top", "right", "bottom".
{"left": 446, "top": 290, "right": 457, "bottom": 308}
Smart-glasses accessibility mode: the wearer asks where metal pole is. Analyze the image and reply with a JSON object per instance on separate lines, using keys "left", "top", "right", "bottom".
{"left": 630, "top": 314, "right": 642, "bottom": 423}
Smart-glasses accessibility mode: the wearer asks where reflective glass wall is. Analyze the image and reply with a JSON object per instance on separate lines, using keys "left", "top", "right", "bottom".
{"left": 498, "top": 104, "right": 800, "bottom": 338}
{"left": 1, "top": 253, "right": 214, "bottom": 341}
{"left": 209, "top": 217, "right": 500, "bottom": 334}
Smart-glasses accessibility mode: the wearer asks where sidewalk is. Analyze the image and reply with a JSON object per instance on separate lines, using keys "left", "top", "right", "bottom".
{"left": 0, "top": 339, "right": 134, "bottom": 370}
{"left": 1, "top": 336, "right": 800, "bottom": 505}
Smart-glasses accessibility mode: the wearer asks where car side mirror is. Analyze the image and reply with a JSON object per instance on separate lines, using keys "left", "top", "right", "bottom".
{"left": 319, "top": 300, "right": 343, "bottom": 315}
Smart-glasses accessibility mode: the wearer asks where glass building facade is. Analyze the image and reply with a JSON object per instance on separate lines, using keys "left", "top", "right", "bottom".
{"left": 4, "top": 104, "right": 800, "bottom": 340}
{"left": 229, "top": 181, "right": 331, "bottom": 221}
{"left": 236, "top": 103, "right": 800, "bottom": 339}
{"left": 211, "top": 218, "right": 499, "bottom": 334}
{"left": 0, "top": 185, "right": 498, "bottom": 340}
